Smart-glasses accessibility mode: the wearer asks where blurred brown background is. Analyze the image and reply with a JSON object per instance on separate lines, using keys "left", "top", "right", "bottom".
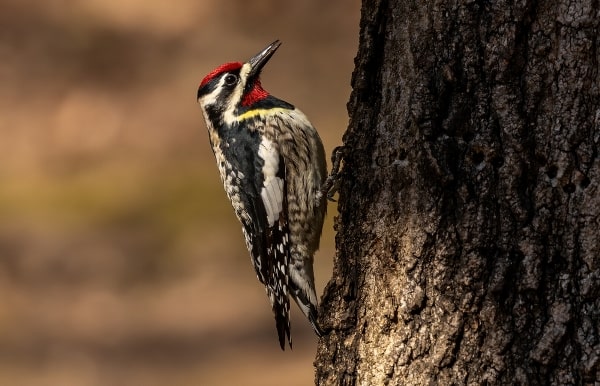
{"left": 0, "top": 1, "right": 359, "bottom": 385}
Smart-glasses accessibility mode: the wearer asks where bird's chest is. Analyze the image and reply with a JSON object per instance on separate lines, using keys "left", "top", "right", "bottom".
{"left": 212, "top": 123, "right": 261, "bottom": 166}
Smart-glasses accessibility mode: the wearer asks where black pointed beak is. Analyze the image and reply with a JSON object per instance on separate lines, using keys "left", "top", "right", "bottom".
{"left": 248, "top": 40, "right": 281, "bottom": 78}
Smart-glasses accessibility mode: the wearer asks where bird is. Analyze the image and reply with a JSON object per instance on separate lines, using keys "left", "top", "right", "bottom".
{"left": 196, "top": 40, "right": 327, "bottom": 349}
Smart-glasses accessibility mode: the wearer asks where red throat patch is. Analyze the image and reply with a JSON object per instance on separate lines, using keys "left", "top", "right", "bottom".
{"left": 242, "top": 80, "right": 269, "bottom": 106}
{"left": 199, "top": 62, "right": 242, "bottom": 88}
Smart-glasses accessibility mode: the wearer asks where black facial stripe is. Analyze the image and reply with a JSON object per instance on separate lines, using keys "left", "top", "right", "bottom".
{"left": 205, "top": 104, "right": 224, "bottom": 127}
{"left": 197, "top": 80, "right": 217, "bottom": 99}
{"left": 198, "top": 68, "right": 242, "bottom": 98}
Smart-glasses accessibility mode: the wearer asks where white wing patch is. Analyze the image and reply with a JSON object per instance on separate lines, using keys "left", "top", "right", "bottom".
{"left": 258, "top": 137, "right": 284, "bottom": 227}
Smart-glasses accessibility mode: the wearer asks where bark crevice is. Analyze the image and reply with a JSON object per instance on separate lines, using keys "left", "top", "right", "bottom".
{"left": 316, "top": 0, "right": 599, "bottom": 385}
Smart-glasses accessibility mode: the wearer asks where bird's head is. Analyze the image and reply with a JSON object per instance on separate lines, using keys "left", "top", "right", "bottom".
{"left": 197, "top": 40, "right": 281, "bottom": 122}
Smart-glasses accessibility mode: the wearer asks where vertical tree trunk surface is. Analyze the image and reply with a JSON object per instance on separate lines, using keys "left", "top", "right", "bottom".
{"left": 316, "top": 1, "right": 599, "bottom": 385}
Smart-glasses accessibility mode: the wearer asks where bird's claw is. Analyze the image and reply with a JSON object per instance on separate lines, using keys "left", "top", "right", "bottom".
{"left": 322, "top": 146, "right": 345, "bottom": 202}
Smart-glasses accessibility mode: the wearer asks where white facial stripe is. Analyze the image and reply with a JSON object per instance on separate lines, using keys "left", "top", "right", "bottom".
{"left": 198, "top": 75, "right": 227, "bottom": 107}
{"left": 223, "top": 63, "right": 252, "bottom": 125}
{"left": 198, "top": 64, "right": 253, "bottom": 126}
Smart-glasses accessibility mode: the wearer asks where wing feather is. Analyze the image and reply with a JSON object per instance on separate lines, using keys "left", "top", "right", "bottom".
{"left": 235, "top": 135, "right": 291, "bottom": 349}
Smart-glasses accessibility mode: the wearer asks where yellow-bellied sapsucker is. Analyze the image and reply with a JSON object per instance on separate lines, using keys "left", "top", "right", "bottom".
{"left": 196, "top": 40, "right": 327, "bottom": 349}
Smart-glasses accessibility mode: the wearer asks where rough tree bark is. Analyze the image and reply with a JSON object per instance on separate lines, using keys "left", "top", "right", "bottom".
{"left": 315, "top": 0, "right": 599, "bottom": 385}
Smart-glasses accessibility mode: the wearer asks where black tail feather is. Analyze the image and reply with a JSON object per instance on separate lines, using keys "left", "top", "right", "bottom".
{"left": 274, "top": 301, "right": 292, "bottom": 350}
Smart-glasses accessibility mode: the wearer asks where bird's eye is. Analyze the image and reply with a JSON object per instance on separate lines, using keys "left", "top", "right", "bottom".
{"left": 224, "top": 74, "right": 238, "bottom": 86}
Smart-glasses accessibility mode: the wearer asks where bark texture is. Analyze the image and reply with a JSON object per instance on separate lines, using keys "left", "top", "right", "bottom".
{"left": 316, "top": 0, "right": 599, "bottom": 385}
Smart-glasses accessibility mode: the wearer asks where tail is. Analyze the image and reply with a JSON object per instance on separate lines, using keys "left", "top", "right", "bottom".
{"left": 267, "top": 282, "right": 292, "bottom": 350}
{"left": 273, "top": 295, "right": 292, "bottom": 350}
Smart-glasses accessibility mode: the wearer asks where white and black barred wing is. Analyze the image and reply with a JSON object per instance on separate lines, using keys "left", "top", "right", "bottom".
{"left": 223, "top": 134, "right": 291, "bottom": 350}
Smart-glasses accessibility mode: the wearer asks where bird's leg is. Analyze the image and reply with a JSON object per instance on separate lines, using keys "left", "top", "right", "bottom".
{"left": 322, "top": 145, "right": 345, "bottom": 202}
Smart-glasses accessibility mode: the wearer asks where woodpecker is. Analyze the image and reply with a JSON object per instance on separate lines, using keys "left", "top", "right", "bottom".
{"left": 196, "top": 40, "right": 327, "bottom": 349}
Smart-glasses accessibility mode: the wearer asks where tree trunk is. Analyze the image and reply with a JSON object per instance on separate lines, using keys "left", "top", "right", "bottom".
{"left": 315, "top": 0, "right": 599, "bottom": 385}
